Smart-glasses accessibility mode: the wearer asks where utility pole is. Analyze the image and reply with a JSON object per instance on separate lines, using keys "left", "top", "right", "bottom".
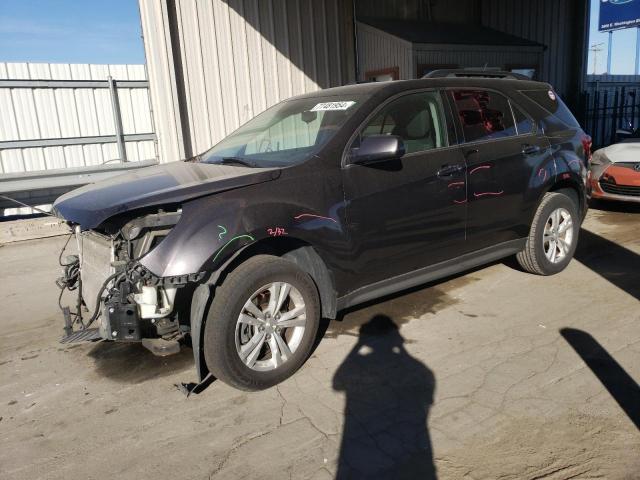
{"left": 636, "top": 27, "right": 640, "bottom": 75}
{"left": 590, "top": 42, "right": 604, "bottom": 75}
{"left": 607, "top": 31, "right": 613, "bottom": 74}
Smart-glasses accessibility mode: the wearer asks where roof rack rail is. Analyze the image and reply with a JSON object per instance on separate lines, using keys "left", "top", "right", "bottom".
{"left": 423, "top": 69, "right": 531, "bottom": 81}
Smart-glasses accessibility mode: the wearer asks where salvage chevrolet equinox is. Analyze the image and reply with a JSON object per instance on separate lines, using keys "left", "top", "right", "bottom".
{"left": 54, "top": 71, "right": 590, "bottom": 391}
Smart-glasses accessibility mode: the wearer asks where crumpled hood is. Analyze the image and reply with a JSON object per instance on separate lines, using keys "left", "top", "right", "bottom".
{"left": 53, "top": 161, "right": 280, "bottom": 229}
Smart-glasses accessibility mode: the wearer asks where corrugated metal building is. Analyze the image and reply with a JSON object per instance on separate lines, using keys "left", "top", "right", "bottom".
{"left": 0, "top": 63, "right": 156, "bottom": 174}
{"left": 356, "top": 18, "right": 545, "bottom": 82}
{"left": 139, "top": 0, "right": 589, "bottom": 163}
{"left": 139, "top": 0, "right": 356, "bottom": 163}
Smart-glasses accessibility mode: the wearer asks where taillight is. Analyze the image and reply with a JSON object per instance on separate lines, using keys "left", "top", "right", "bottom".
{"left": 581, "top": 135, "right": 592, "bottom": 164}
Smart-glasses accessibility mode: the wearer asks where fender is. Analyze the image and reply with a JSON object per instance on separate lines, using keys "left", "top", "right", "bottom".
{"left": 139, "top": 177, "right": 347, "bottom": 277}
{"left": 543, "top": 146, "right": 588, "bottom": 216}
{"left": 524, "top": 143, "right": 587, "bottom": 227}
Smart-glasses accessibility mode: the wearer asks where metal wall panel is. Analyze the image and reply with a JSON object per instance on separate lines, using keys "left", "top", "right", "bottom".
{"left": 480, "top": 0, "right": 585, "bottom": 99}
{"left": 139, "top": 0, "right": 356, "bottom": 162}
{"left": 356, "top": 22, "right": 414, "bottom": 80}
{"left": 356, "top": 0, "right": 431, "bottom": 20}
{"left": 0, "top": 62, "right": 157, "bottom": 174}
{"left": 357, "top": 22, "right": 543, "bottom": 82}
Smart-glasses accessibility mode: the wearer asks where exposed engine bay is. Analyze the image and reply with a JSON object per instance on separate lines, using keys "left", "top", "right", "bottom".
{"left": 57, "top": 209, "right": 203, "bottom": 356}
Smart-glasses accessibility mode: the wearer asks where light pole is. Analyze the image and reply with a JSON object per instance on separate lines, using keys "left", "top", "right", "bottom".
{"left": 590, "top": 42, "right": 604, "bottom": 75}
{"left": 607, "top": 31, "right": 613, "bottom": 75}
{"left": 636, "top": 26, "right": 640, "bottom": 75}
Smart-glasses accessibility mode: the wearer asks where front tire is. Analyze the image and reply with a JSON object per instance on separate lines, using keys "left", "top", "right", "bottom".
{"left": 203, "top": 255, "right": 320, "bottom": 391}
{"left": 517, "top": 192, "right": 580, "bottom": 275}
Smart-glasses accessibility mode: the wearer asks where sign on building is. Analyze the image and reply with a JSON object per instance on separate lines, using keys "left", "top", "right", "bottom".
{"left": 599, "top": 0, "right": 640, "bottom": 31}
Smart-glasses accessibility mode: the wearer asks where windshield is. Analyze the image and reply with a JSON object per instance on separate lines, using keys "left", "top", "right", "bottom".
{"left": 199, "top": 95, "right": 364, "bottom": 167}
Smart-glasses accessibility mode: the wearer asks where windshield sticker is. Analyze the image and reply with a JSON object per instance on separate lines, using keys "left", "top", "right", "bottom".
{"left": 310, "top": 101, "right": 356, "bottom": 112}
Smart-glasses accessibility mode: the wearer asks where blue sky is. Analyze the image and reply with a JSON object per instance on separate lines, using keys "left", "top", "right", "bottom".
{"left": 587, "top": 0, "right": 639, "bottom": 74}
{"left": 0, "top": 0, "right": 144, "bottom": 64}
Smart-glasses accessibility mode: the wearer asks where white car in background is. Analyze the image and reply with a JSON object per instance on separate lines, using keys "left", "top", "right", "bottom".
{"left": 589, "top": 141, "right": 640, "bottom": 204}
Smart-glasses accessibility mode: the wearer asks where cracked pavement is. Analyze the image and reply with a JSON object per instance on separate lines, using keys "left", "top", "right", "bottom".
{"left": 1, "top": 205, "right": 639, "bottom": 479}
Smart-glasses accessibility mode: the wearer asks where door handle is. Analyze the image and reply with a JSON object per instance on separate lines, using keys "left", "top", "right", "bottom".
{"left": 437, "top": 164, "right": 464, "bottom": 177}
{"left": 522, "top": 144, "right": 542, "bottom": 155}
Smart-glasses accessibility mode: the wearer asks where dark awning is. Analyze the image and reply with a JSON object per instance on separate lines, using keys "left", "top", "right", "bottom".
{"left": 359, "top": 17, "right": 545, "bottom": 48}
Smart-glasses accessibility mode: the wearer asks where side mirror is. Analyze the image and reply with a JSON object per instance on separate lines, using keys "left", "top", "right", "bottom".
{"left": 350, "top": 134, "right": 406, "bottom": 165}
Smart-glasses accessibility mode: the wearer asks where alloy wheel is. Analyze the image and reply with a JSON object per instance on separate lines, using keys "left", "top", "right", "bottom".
{"left": 235, "top": 282, "right": 307, "bottom": 371}
{"left": 543, "top": 207, "right": 574, "bottom": 264}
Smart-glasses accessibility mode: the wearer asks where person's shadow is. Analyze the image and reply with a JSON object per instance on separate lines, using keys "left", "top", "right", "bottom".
{"left": 332, "top": 315, "right": 437, "bottom": 479}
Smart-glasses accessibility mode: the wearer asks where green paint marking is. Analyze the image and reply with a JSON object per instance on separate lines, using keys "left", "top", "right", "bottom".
{"left": 212, "top": 234, "right": 255, "bottom": 264}
{"left": 217, "top": 224, "right": 227, "bottom": 240}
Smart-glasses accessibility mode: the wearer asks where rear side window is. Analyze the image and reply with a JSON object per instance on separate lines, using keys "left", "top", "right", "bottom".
{"left": 520, "top": 89, "right": 580, "bottom": 129}
{"left": 450, "top": 90, "right": 516, "bottom": 143}
{"left": 358, "top": 91, "right": 448, "bottom": 154}
{"left": 512, "top": 104, "right": 534, "bottom": 135}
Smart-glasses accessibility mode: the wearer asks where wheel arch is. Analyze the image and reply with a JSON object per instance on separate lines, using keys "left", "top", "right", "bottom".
{"left": 189, "top": 236, "right": 337, "bottom": 382}
{"left": 214, "top": 236, "right": 337, "bottom": 319}
{"left": 548, "top": 177, "right": 585, "bottom": 214}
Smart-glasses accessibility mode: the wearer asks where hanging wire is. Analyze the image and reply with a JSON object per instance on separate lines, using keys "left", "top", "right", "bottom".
{"left": 0, "top": 194, "right": 56, "bottom": 217}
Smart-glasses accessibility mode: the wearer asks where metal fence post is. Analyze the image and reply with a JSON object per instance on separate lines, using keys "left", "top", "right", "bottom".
{"left": 601, "top": 90, "right": 608, "bottom": 147}
{"left": 107, "top": 76, "right": 127, "bottom": 163}
{"left": 592, "top": 89, "right": 599, "bottom": 146}
{"left": 636, "top": 27, "right": 640, "bottom": 75}
{"left": 611, "top": 89, "right": 619, "bottom": 145}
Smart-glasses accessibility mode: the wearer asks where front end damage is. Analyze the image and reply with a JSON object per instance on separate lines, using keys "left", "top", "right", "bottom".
{"left": 589, "top": 144, "right": 640, "bottom": 203}
{"left": 57, "top": 210, "right": 204, "bottom": 357}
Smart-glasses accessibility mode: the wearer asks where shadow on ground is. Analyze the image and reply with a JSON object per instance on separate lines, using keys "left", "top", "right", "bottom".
{"left": 575, "top": 229, "right": 640, "bottom": 301}
{"left": 324, "top": 274, "right": 480, "bottom": 340}
{"left": 333, "top": 315, "right": 437, "bottom": 479}
{"left": 561, "top": 328, "right": 640, "bottom": 430}
{"left": 589, "top": 199, "right": 640, "bottom": 214}
{"left": 88, "top": 341, "right": 194, "bottom": 383}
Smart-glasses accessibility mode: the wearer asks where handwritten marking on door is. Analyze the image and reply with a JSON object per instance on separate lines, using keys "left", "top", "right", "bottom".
{"left": 293, "top": 213, "right": 338, "bottom": 223}
{"left": 267, "top": 227, "right": 288, "bottom": 237}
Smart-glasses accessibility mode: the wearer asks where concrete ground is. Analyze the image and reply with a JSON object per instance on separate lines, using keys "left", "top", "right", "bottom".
{"left": 1, "top": 205, "right": 638, "bottom": 480}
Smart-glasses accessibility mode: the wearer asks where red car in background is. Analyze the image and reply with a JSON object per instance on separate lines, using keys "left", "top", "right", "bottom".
{"left": 589, "top": 142, "right": 640, "bottom": 203}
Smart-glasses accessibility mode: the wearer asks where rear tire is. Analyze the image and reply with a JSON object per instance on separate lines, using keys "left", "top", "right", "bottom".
{"left": 203, "top": 255, "right": 320, "bottom": 391}
{"left": 516, "top": 192, "right": 579, "bottom": 275}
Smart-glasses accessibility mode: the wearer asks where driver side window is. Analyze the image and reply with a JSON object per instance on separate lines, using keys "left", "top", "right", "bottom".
{"left": 359, "top": 91, "right": 448, "bottom": 154}
{"left": 245, "top": 110, "right": 325, "bottom": 154}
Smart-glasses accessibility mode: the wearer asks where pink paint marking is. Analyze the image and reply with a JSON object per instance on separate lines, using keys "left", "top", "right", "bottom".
{"left": 469, "top": 165, "right": 491, "bottom": 175}
{"left": 448, "top": 181, "right": 465, "bottom": 188}
{"left": 294, "top": 213, "right": 338, "bottom": 223}
{"left": 453, "top": 199, "right": 468, "bottom": 204}
{"left": 267, "top": 227, "right": 288, "bottom": 237}
{"left": 538, "top": 168, "right": 548, "bottom": 182}
{"left": 473, "top": 191, "right": 504, "bottom": 197}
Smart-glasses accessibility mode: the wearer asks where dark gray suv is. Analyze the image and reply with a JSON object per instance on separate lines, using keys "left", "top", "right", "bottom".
{"left": 55, "top": 71, "right": 590, "bottom": 390}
